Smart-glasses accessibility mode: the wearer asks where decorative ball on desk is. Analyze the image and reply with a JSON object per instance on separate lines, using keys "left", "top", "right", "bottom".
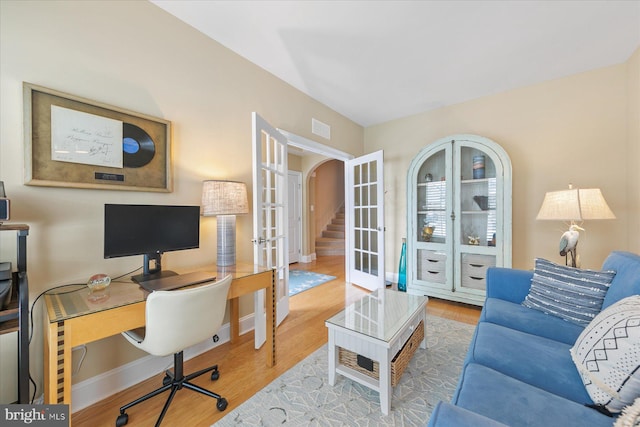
{"left": 87, "top": 273, "right": 111, "bottom": 303}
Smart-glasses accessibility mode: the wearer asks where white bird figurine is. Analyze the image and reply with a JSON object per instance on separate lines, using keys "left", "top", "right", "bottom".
{"left": 559, "top": 224, "right": 584, "bottom": 267}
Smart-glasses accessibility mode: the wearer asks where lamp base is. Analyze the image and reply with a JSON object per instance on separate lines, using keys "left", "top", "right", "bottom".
{"left": 217, "top": 215, "right": 236, "bottom": 267}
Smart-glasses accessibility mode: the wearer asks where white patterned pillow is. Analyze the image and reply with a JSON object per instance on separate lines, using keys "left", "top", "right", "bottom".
{"left": 570, "top": 295, "right": 640, "bottom": 414}
{"left": 522, "top": 258, "right": 616, "bottom": 326}
{"left": 614, "top": 397, "right": 640, "bottom": 427}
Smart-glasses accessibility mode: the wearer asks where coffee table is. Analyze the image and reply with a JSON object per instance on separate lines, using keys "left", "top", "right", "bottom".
{"left": 325, "top": 289, "right": 428, "bottom": 414}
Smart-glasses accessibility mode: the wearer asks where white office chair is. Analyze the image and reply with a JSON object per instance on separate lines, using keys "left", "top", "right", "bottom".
{"left": 116, "top": 275, "right": 232, "bottom": 427}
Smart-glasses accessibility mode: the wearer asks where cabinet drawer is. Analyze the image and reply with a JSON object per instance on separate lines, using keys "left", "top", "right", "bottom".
{"left": 418, "top": 250, "right": 447, "bottom": 283}
{"left": 460, "top": 254, "right": 495, "bottom": 290}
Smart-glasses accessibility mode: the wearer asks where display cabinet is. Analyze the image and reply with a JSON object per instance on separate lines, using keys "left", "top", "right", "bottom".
{"left": 406, "top": 135, "right": 511, "bottom": 305}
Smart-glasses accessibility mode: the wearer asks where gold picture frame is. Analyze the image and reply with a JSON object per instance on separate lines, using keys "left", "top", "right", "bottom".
{"left": 23, "top": 82, "right": 172, "bottom": 192}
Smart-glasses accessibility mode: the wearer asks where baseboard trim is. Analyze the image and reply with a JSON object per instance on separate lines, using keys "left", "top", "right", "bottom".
{"left": 300, "top": 253, "right": 316, "bottom": 263}
{"left": 70, "top": 313, "right": 256, "bottom": 413}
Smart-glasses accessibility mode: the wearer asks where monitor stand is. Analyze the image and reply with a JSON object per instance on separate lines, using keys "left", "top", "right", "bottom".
{"left": 131, "top": 253, "right": 177, "bottom": 284}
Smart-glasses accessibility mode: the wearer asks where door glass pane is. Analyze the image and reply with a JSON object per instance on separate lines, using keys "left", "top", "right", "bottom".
{"left": 369, "top": 160, "right": 377, "bottom": 182}
{"left": 370, "top": 207, "right": 377, "bottom": 229}
{"left": 371, "top": 254, "right": 378, "bottom": 276}
{"left": 362, "top": 163, "right": 369, "bottom": 184}
{"left": 354, "top": 165, "right": 361, "bottom": 185}
{"left": 370, "top": 184, "right": 377, "bottom": 205}
{"left": 362, "top": 207, "right": 369, "bottom": 228}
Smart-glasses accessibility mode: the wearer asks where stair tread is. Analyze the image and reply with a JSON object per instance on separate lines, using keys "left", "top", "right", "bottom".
{"left": 315, "top": 206, "right": 346, "bottom": 256}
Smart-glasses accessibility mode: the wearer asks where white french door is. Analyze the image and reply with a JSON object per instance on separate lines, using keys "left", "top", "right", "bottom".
{"left": 346, "top": 150, "right": 385, "bottom": 291}
{"left": 252, "top": 113, "right": 289, "bottom": 339}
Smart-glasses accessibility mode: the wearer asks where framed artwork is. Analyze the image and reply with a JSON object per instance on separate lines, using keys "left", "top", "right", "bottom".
{"left": 23, "top": 82, "right": 172, "bottom": 192}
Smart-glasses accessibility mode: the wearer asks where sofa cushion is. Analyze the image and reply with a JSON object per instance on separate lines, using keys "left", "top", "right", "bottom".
{"left": 481, "top": 297, "right": 584, "bottom": 344}
{"left": 452, "top": 363, "right": 613, "bottom": 427}
{"left": 522, "top": 258, "right": 615, "bottom": 326}
{"left": 466, "top": 322, "right": 592, "bottom": 404}
{"left": 602, "top": 251, "right": 640, "bottom": 309}
{"left": 427, "top": 402, "right": 509, "bottom": 427}
{"left": 571, "top": 295, "right": 640, "bottom": 414}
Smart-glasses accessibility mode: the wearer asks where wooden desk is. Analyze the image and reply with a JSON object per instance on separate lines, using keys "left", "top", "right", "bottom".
{"left": 43, "top": 264, "right": 275, "bottom": 407}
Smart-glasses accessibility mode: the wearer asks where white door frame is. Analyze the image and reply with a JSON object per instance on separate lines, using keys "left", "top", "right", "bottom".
{"left": 279, "top": 129, "right": 369, "bottom": 286}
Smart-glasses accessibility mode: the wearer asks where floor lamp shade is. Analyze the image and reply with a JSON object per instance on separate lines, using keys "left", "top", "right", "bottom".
{"left": 202, "top": 181, "right": 249, "bottom": 266}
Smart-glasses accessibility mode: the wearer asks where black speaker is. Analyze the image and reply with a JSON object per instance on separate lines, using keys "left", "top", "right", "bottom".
{"left": 0, "top": 199, "right": 9, "bottom": 222}
{"left": 0, "top": 181, "right": 8, "bottom": 221}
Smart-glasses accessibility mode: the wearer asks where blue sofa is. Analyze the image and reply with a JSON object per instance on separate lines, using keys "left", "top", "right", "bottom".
{"left": 428, "top": 251, "right": 640, "bottom": 427}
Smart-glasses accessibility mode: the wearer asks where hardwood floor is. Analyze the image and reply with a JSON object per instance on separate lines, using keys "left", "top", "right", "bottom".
{"left": 73, "top": 256, "right": 481, "bottom": 426}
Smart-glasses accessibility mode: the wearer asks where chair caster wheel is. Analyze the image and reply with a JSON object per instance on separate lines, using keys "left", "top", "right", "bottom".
{"left": 163, "top": 374, "right": 172, "bottom": 386}
{"left": 217, "top": 397, "right": 228, "bottom": 411}
{"left": 116, "top": 413, "right": 128, "bottom": 426}
{"left": 211, "top": 370, "right": 220, "bottom": 381}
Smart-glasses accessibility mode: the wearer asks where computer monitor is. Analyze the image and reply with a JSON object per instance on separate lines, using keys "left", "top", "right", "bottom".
{"left": 104, "top": 204, "right": 200, "bottom": 283}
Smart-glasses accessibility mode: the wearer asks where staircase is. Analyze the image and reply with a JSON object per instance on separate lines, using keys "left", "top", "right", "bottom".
{"left": 315, "top": 207, "right": 345, "bottom": 256}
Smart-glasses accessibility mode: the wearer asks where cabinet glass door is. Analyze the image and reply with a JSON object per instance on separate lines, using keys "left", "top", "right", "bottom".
{"left": 456, "top": 145, "right": 499, "bottom": 295}
{"left": 416, "top": 148, "right": 448, "bottom": 244}
{"left": 458, "top": 146, "right": 497, "bottom": 247}
{"left": 414, "top": 145, "right": 452, "bottom": 288}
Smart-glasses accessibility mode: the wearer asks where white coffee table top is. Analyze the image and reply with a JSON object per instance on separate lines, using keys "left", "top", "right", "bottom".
{"left": 326, "top": 289, "right": 428, "bottom": 342}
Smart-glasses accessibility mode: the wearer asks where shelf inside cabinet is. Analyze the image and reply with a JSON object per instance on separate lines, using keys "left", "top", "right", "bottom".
{"left": 0, "top": 277, "right": 19, "bottom": 334}
{"left": 461, "top": 210, "right": 494, "bottom": 215}
{"left": 461, "top": 178, "right": 494, "bottom": 184}
{"left": 0, "top": 318, "right": 19, "bottom": 334}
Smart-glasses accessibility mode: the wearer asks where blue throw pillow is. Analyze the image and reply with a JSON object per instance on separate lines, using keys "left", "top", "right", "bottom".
{"left": 522, "top": 258, "right": 616, "bottom": 326}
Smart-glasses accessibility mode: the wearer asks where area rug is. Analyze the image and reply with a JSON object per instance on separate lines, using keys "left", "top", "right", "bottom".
{"left": 215, "top": 315, "right": 475, "bottom": 426}
{"left": 289, "top": 270, "right": 337, "bottom": 296}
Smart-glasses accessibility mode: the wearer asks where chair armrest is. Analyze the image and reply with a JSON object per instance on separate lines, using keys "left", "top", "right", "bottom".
{"left": 427, "top": 402, "right": 510, "bottom": 427}
{"left": 485, "top": 267, "right": 533, "bottom": 304}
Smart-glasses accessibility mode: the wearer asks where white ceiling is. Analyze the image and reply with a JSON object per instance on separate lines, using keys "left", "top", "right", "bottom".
{"left": 151, "top": 0, "right": 640, "bottom": 127}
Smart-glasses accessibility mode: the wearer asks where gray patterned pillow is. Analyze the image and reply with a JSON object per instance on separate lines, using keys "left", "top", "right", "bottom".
{"left": 522, "top": 258, "right": 615, "bottom": 326}
{"left": 571, "top": 296, "right": 640, "bottom": 414}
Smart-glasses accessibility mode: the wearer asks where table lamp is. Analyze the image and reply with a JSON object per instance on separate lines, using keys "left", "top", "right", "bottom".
{"left": 202, "top": 180, "right": 249, "bottom": 266}
{"left": 536, "top": 184, "right": 615, "bottom": 267}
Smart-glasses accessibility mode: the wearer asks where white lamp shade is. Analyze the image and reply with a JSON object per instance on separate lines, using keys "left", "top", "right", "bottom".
{"left": 536, "top": 187, "right": 615, "bottom": 221}
{"left": 201, "top": 181, "right": 249, "bottom": 216}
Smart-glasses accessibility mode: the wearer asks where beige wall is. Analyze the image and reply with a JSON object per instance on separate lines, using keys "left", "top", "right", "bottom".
{"left": 313, "top": 160, "right": 345, "bottom": 238}
{"left": 366, "top": 52, "right": 638, "bottom": 274}
{"left": 0, "top": 0, "right": 363, "bottom": 399}
{"left": 627, "top": 48, "right": 640, "bottom": 254}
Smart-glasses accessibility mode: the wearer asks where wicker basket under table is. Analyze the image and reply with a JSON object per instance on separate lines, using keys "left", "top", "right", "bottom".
{"left": 338, "top": 320, "right": 425, "bottom": 387}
